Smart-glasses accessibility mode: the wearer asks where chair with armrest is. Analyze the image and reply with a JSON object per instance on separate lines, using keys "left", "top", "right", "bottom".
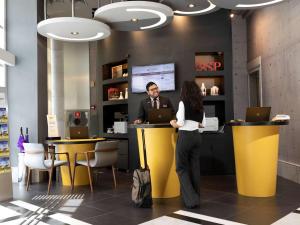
{"left": 72, "top": 140, "right": 119, "bottom": 192}
{"left": 23, "top": 143, "right": 73, "bottom": 194}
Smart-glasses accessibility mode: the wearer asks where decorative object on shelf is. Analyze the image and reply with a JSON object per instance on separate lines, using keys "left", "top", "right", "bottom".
{"left": 210, "top": 86, "right": 219, "bottom": 96}
{"left": 201, "top": 83, "right": 207, "bottom": 96}
{"left": 125, "top": 88, "right": 128, "bottom": 99}
{"left": 210, "top": 0, "right": 285, "bottom": 10}
{"left": 107, "top": 127, "right": 114, "bottom": 133}
{"left": 112, "top": 65, "right": 124, "bottom": 79}
{"left": 123, "top": 73, "right": 128, "bottom": 77}
{"left": 119, "top": 92, "right": 124, "bottom": 100}
{"left": 94, "top": 1, "right": 174, "bottom": 31}
{"left": 108, "top": 88, "right": 120, "bottom": 100}
{"left": 37, "top": 0, "right": 111, "bottom": 42}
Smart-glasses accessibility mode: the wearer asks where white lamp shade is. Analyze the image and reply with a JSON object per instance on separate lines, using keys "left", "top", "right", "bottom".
{"left": 210, "top": 0, "right": 286, "bottom": 10}
{"left": 94, "top": 1, "right": 174, "bottom": 31}
{"left": 37, "top": 17, "right": 111, "bottom": 42}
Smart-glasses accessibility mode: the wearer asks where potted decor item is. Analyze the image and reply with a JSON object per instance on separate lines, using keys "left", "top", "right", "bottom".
{"left": 201, "top": 83, "right": 207, "bottom": 96}
{"left": 125, "top": 88, "right": 128, "bottom": 99}
{"left": 119, "top": 92, "right": 124, "bottom": 100}
{"left": 210, "top": 86, "right": 219, "bottom": 96}
{"left": 108, "top": 88, "right": 120, "bottom": 100}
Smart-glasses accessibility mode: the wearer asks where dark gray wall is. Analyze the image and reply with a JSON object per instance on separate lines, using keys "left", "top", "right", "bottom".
{"left": 247, "top": 0, "right": 300, "bottom": 184}
{"left": 95, "top": 10, "right": 235, "bottom": 173}
{"left": 7, "top": 0, "right": 47, "bottom": 167}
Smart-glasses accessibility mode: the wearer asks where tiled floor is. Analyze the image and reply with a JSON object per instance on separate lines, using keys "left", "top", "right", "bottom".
{"left": 0, "top": 170, "right": 300, "bottom": 225}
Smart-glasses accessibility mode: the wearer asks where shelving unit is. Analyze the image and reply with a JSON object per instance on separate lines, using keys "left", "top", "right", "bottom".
{"left": 0, "top": 106, "right": 13, "bottom": 201}
{"left": 103, "top": 99, "right": 128, "bottom": 106}
{"left": 194, "top": 52, "right": 235, "bottom": 175}
{"left": 195, "top": 52, "right": 226, "bottom": 126}
{"left": 0, "top": 108, "right": 10, "bottom": 174}
{"left": 100, "top": 59, "right": 129, "bottom": 171}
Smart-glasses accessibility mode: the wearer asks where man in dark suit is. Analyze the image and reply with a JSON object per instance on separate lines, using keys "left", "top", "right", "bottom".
{"left": 134, "top": 82, "right": 174, "bottom": 124}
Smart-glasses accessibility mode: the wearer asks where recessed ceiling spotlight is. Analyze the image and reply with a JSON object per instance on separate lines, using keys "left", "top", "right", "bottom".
{"left": 131, "top": 18, "right": 139, "bottom": 22}
{"left": 174, "top": 0, "right": 218, "bottom": 15}
{"left": 236, "top": 0, "right": 284, "bottom": 8}
{"left": 188, "top": 4, "right": 195, "bottom": 8}
{"left": 70, "top": 31, "right": 79, "bottom": 35}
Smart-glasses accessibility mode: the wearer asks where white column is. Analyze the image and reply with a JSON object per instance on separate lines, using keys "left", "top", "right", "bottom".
{"left": 49, "top": 39, "right": 65, "bottom": 138}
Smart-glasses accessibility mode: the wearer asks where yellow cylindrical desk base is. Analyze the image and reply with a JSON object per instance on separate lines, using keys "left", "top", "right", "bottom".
{"left": 57, "top": 143, "right": 96, "bottom": 186}
{"left": 232, "top": 126, "right": 280, "bottom": 197}
{"left": 137, "top": 128, "right": 180, "bottom": 198}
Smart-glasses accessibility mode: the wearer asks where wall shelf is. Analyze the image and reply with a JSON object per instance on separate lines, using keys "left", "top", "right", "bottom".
{"left": 100, "top": 59, "right": 129, "bottom": 171}
{"left": 203, "top": 95, "right": 225, "bottom": 101}
{"left": 103, "top": 99, "right": 128, "bottom": 106}
{"left": 103, "top": 77, "right": 128, "bottom": 85}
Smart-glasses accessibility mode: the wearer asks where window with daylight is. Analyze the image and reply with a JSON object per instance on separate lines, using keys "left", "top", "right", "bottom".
{"left": 0, "top": 0, "right": 6, "bottom": 87}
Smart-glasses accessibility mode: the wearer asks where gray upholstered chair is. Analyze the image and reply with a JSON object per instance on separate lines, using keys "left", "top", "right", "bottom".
{"left": 72, "top": 141, "right": 119, "bottom": 192}
{"left": 23, "top": 143, "right": 73, "bottom": 194}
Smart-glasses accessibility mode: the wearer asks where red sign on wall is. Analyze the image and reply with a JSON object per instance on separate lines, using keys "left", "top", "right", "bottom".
{"left": 195, "top": 52, "right": 224, "bottom": 72}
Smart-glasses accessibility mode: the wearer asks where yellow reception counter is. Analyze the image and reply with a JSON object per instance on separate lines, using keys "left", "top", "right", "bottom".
{"left": 130, "top": 124, "right": 180, "bottom": 199}
{"left": 229, "top": 121, "right": 288, "bottom": 197}
{"left": 46, "top": 138, "right": 105, "bottom": 186}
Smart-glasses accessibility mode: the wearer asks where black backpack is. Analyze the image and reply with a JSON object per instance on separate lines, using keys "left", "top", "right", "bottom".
{"left": 132, "top": 128, "right": 152, "bottom": 208}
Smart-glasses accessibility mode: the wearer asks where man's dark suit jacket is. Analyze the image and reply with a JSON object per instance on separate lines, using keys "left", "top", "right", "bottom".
{"left": 137, "top": 96, "right": 174, "bottom": 122}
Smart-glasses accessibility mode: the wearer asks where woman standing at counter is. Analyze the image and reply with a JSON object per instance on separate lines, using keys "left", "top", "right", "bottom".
{"left": 170, "top": 81, "right": 205, "bottom": 208}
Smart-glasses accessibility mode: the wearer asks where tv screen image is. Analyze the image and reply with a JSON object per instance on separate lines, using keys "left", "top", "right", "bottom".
{"left": 131, "top": 63, "right": 175, "bottom": 93}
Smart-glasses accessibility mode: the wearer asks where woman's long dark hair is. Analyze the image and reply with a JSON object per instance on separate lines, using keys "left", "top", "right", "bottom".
{"left": 180, "top": 81, "right": 203, "bottom": 112}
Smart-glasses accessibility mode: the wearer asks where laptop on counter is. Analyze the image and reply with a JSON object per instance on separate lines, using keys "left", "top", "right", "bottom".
{"left": 245, "top": 107, "right": 271, "bottom": 122}
{"left": 69, "top": 126, "right": 89, "bottom": 139}
{"left": 148, "top": 108, "right": 173, "bottom": 124}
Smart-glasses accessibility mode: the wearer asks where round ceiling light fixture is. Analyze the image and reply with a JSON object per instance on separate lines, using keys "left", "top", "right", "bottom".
{"left": 38, "top": 17, "right": 111, "bottom": 42}
{"left": 94, "top": 1, "right": 173, "bottom": 31}
{"left": 37, "top": 0, "right": 111, "bottom": 42}
{"left": 210, "top": 0, "right": 286, "bottom": 9}
{"left": 164, "top": 0, "right": 219, "bottom": 16}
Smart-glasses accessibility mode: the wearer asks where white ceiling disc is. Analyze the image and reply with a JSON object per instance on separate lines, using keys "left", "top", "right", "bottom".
{"left": 37, "top": 17, "right": 111, "bottom": 42}
{"left": 94, "top": 1, "right": 174, "bottom": 31}
{"left": 163, "top": 0, "right": 219, "bottom": 16}
{"left": 210, "top": 0, "right": 286, "bottom": 10}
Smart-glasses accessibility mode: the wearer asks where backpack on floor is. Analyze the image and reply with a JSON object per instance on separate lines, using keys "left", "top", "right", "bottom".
{"left": 132, "top": 128, "right": 152, "bottom": 208}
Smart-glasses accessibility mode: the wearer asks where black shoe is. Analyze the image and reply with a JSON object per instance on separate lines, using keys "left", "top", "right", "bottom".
{"left": 185, "top": 204, "right": 199, "bottom": 209}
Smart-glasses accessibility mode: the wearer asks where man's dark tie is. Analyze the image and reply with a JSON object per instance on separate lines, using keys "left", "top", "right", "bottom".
{"left": 153, "top": 98, "right": 158, "bottom": 109}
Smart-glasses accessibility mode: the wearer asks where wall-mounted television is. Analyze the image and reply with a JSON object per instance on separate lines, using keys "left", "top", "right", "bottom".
{"left": 131, "top": 63, "right": 175, "bottom": 93}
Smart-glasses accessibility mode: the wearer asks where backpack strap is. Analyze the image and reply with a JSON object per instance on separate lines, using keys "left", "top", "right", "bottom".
{"left": 141, "top": 128, "right": 149, "bottom": 169}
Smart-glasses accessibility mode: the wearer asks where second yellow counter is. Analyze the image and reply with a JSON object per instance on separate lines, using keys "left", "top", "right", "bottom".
{"left": 136, "top": 127, "right": 180, "bottom": 198}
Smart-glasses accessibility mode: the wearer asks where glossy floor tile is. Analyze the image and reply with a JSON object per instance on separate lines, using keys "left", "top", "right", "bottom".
{"left": 0, "top": 171, "right": 299, "bottom": 225}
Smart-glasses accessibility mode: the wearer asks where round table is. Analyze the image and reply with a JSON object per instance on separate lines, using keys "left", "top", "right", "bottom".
{"left": 46, "top": 138, "right": 105, "bottom": 186}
